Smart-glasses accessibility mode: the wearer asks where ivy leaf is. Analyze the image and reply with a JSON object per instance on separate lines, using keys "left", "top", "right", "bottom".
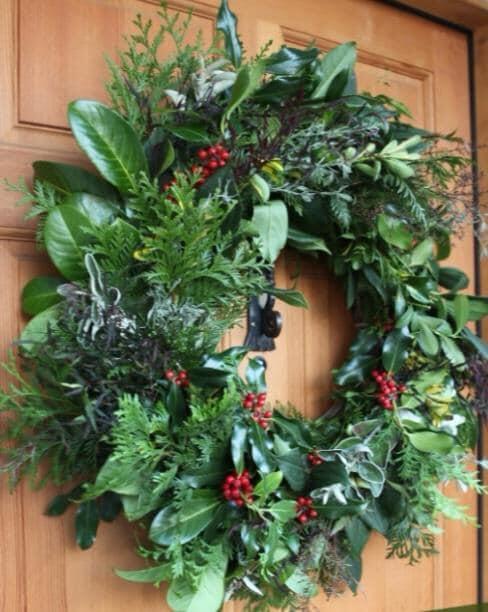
{"left": 75, "top": 500, "right": 99, "bottom": 550}
{"left": 254, "top": 471, "right": 283, "bottom": 499}
{"left": 68, "top": 100, "right": 148, "bottom": 193}
{"left": 377, "top": 214, "right": 413, "bottom": 250}
{"left": 33, "top": 160, "right": 120, "bottom": 200}
{"left": 312, "top": 42, "right": 356, "bottom": 100}
{"left": 251, "top": 200, "right": 288, "bottom": 263}
{"left": 21, "top": 276, "right": 63, "bottom": 316}
{"left": 216, "top": 0, "right": 242, "bottom": 67}
{"left": 115, "top": 564, "right": 172, "bottom": 584}
{"left": 167, "top": 545, "right": 227, "bottom": 612}
{"left": 382, "top": 328, "right": 411, "bottom": 373}
{"left": 231, "top": 422, "right": 248, "bottom": 473}
{"left": 44, "top": 204, "right": 92, "bottom": 280}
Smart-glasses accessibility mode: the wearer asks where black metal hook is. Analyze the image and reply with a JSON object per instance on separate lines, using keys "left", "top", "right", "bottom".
{"left": 244, "top": 267, "right": 282, "bottom": 351}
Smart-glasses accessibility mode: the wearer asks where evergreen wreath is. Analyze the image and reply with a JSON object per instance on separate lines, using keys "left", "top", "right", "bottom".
{"left": 2, "top": 2, "right": 488, "bottom": 610}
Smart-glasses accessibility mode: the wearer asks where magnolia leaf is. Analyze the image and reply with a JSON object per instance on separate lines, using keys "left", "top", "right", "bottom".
{"left": 68, "top": 100, "right": 148, "bottom": 193}
{"left": 266, "top": 46, "right": 318, "bottom": 75}
{"left": 21, "top": 276, "right": 63, "bottom": 316}
{"left": 44, "top": 204, "right": 92, "bottom": 280}
{"left": 167, "top": 123, "right": 209, "bottom": 143}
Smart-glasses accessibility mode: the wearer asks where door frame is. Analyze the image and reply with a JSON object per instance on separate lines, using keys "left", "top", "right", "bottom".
{"left": 391, "top": 0, "right": 488, "bottom": 604}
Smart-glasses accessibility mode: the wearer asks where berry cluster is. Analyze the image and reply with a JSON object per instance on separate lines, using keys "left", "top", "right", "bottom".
{"left": 371, "top": 370, "right": 406, "bottom": 410}
{"left": 193, "top": 144, "right": 230, "bottom": 187}
{"left": 221, "top": 470, "right": 253, "bottom": 507}
{"left": 295, "top": 496, "right": 318, "bottom": 523}
{"left": 242, "top": 392, "right": 271, "bottom": 429}
{"left": 165, "top": 369, "right": 189, "bottom": 388}
{"left": 307, "top": 451, "right": 324, "bottom": 466}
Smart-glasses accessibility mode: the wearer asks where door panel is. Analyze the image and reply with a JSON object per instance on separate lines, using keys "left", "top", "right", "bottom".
{"left": 0, "top": 1, "right": 475, "bottom": 610}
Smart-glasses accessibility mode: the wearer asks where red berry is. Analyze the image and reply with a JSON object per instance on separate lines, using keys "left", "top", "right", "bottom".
{"left": 197, "top": 149, "right": 208, "bottom": 160}
{"left": 221, "top": 151, "right": 230, "bottom": 161}
{"left": 235, "top": 499, "right": 244, "bottom": 507}
{"left": 263, "top": 410, "right": 273, "bottom": 419}
{"left": 371, "top": 370, "right": 379, "bottom": 378}
{"left": 178, "top": 370, "right": 188, "bottom": 380}
{"left": 208, "top": 160, "right": 218, "bottom": 170}
{"left": 298, "top": 513, "right": 308, "bottom": 524}
{"left": 208, "top": 146, "right": 217, "bottom": 156}
{"left": 165, "top": 369, "right": 175, "bottom": 380}
{"left": 195, "top": 178, "right": 205, "bottom": 187}
{"left": 309, "top": 509, "right": 318, "bottom": 518}
{"left": 242, "top": 399, "right": 254, "bottom": 409}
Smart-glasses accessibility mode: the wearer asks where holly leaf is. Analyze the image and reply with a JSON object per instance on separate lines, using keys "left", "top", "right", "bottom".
{"left": 216, "top": 0, "right": 242, "bottom": 67}
{"left": 231, "top": 421, "right": 248, "bottom": 473}
{"left": 75, "top": 500, "right": 99, "bottom": 550}
{"left": 382, "top": 328, "right": 411, "bottom": 372}
{"left": 277, "top": 449, "right": 307, "bottom": 491}
{"left": 254, "top": 471, "right": 283, "bottom": 499}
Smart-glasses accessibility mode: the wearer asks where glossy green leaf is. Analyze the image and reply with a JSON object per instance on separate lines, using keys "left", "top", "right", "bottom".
{"left": 287, "top": 227, "right": 330, "bottom": 255}
{"left": 382, "top": 328, "right": 411, "bottom": 372}
{"left": 408, "top": 431, "right": 455, "bottom": 454}
{"left": 64, "top": 192, "right": 118, "bottom": 225}
{"left": 453, "top": 294, "right": 470, "bottom": 333}
{"left": 150, "top": 491, "right": 221, "bottom": 545}
{"left": 21, "top": 276, "right": 63, "bottom": 316}
{"left": 410, "top": 238, "right": 434, "bottom": 266}
{"left": 245, "top": 357, "right": 267, "bottom": 390}
{"left": 98, "top": 491, "right": 122, "bottom": 522}
{"left": 221, "top": 62, "right": 264, "bottom": 130}
{"left": 277, "top": 448, "right": 307, "bottom": 491}
{"left": 271, "top": 287, "right": 308, "bottom": 308}
{"left": 318, "top": 499, "right": 367, "bottom": 520}
{"left": 216, "top": 0, "right": 242, "bottom": 67}
{"left": 167, "top": 545, "right": 227, "bottom": 612}
{"left": 265, "top": 46, "right": 318, "bottom": 75}
{"left": 44, "top": 204, "right": 92, "bottom": 280}
{"left": 68, "top": 100, "right": 148, "bottom": 193}
{"left": 345, "top": 518, "right": 370, "bottom": 556}
{"left": 188, "top": 366, "right": 232, "bottom": 388}
{"left": 310, "top": 460, "right": 349, "bottom": 489}
{"left": 231, "top": 421, "right": 248, "bottom": 473}
{"left": 440, "top": 336, "right": 466, "bottom": 366}
{"left": 167, "top": 123, "right": 209, "bottom": 143}
{"left": 250, "top": 173, "right": 270, "bottom": 202}
{"left": 251, "top": 200, "right": 288, "bottom": 263}
{"left": 377, "top": 214, "right": 413, "bottom": 250}
{"left": 144, "top": 128, "right": 175, "bottom": 177}
{"left": 438, "top": 266, "right": 469, "bottom": 291}
{"left": 249, "top": 421, "right": 275, "bottom": 474}
{"left": 416, "top": 322, "right": 439, "bottom": 356}
{"left": 115, "top": 564, "right": 172, "bottom": 584}
{"left": 20, "top": 304, "right": 60, "bottom": 352}
{"left": 312, "top": 42, "right": 356, "bottom": 100}
{"left": 254, "top": 471, "right": 283, "bottom": 499}
{"left": 335, "top": 354, "right": 377, "bottom": 385}
{"left": 75, "top": 500, "right": 99, "bottom": 550}
{"left": 33, "top": 160, "right": 120, "bottom": 200}
{"left": 166, "top": 383, "right": 186, "bottom": 426}
{"left": 268, "top": 499, "right": 297, "bottom": 522}
{"left": 182, "top": 456, "right": 227, "bottom": 488}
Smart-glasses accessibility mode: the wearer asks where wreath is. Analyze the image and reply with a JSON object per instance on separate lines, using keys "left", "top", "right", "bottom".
{"left": 2, "top": 2, "right": 488, "bottom": 610}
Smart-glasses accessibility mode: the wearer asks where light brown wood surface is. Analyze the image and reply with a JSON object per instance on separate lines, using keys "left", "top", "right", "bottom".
{"left": 0, "top": 0, "right": 478, "bottom": 610}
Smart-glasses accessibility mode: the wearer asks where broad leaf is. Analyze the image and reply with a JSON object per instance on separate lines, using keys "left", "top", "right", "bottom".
{"left": 245, "top": 357, "right": 267, "bottom": 390}
{"left": 64, "top": 192, "right": 118, "bottom": 225}
{"left": 44, "top": 204, "right": 92, "bottom": 280}
{"left": 266, "top": 46, "right": 318, "bottom": 76}
{"left": 75, "top": 500, "right": 99, "bottom": 550}
{"left": 268, "top": 499, "right": 297, "bottom": 522}
{"left": 410, "top": 238, "right": 434, "bottom": 266}
{"left": 167, "top": 545, "right": 227, "bottom": 612}
{"left": 382, "top": 328, "right": 411, "bottom": 372}
{"left": 345, "top": 518, "right": 370, "bottom": 556}
{"left": 440, "top": 336, "right": 466, "bottom": 366}
{"left": 68, "top": 100, "right": 148, "bottom": 193}
{"left": 20, "top": 304, "right": 60, "bottom": 351}
{"left": 116, "top": 564, "right": 172, "bottom": 584}
{"left": 416, "top": 322, "right": 439, "bottom": 357}
{"left": 438, "top": 266, "right": 469, "bottom": 291}
{"left": 407, "top": 431, "right": 455, "bottom": 454}
{"left": 462, "top": 328, "right": 488, "bottom": 359}
{"left": 221, "top": 62, "right": 264, "bottom": 130}
{"left": 310, "top": 460, "right": 349, "bottom": 489}
{"left": 21, "top": 276, "right": 63, "bottom": 316}
{"left": 254, "top": 471, "right": 283, "bottom": 499}
{"left": 216, "top": 0, "right": 242, "bottom": 67}
{"left": 149, "top": 491, "right": 222, "bottom": 545}
{"left": 453, "top": 294, "right": 469, "bottom": 333}
{"left": 377, "top": 214, "right": 413, "bottom": 250}
{"left": 167, "top": 123, "right": 210, "bottom": 143}
{"left": 335, "top": 354, "right": 377, "bottom": 385}
{"left": 33, "top": 160, "right": 120, "bottom": 200}
{"left": 312, "top": 42, "right": 356, "bottom": 100}
{"left": 251, "top": 200, "right": 289, "bottom": 263}
{"left": 287, "top": 227, "right": 330, "bottom": 255}
{"left": 231, "top": 421, "right": 248, "bottom": 473}
{"left": 271, "top": 287, "right": 308, "bottom": 308}
{"left": 277, "top": 449, "right": 307, "bottom": 491}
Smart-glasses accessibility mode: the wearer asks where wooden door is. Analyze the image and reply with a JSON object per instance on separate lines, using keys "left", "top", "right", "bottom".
{"left": 0, "top": 1, "right": 475, "bottom": 610}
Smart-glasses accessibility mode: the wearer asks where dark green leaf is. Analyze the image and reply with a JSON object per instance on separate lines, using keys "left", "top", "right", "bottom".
{"left": 271, "top": 287, "right": 308, "bottom": 308}
{"left": 345, "top": 517, "right": 370, "bottom": 556}
{"left": 21, "top": 276, "right": 63, "bottom": 316}
{"left": 461, "top": 328, "right": 488, "bottom": 359}
{"left": 310, "top": 460, "right": 349, "bottom": 489}
{"left": 287, "top": 227, "right": 330, "bottom": 255}
{"left": 440, "top": 336, "right": 466, "bottom": 366}
{"left": 20, "top": 304, "right": 60, "bottom": 352}
{"left": 188, "top": 366, "right": 232, "bottom": 388}
{"left": 33, "top": 160, "right": 120, "bottom": 200}
{"left": 98, "top": 491, "right": 122, "bottom": 522}
{"left": 216, "top": 0, "right": 242, "bottom": 67}
{"left": 318, "top": 499, "right": 367, "bottom": 520}
{"left": 44, "top": 204, "right": 92, "bottom": 280}
{"left": 167, "top": 383, "right": 186, "bottom": 426}
{"left": 266, "top": 46, "right": 318, "bottom": 75}
{"left": 438, "top": 266, "right": 469, "bottom": 291}
{"left": 377, "top": 213, "right": 413, "bottom": 250}
{"left": 361, "top": 500, "right": 389, "bottom": 534}
{"left": 64, "top": 192, "right": 118, "bottom": 225}
{"left": 453, "top": 294, "right": 469, "bottom": 334}
{"left": 334, "top": 355, "right": 377, "bottom": 385}
{"left": 75, "top": 500, "right": 99, "bottom": 550}
{"left": 166, "top": 123, "right": 210, "bottom": 143}
{"left": 312, "top": 42, "right": 356, "bottom": 100}
{"left": 231, "top": 422, "right": 248, "bottom": 473}
{"left": 277, "top": 448, "right": 307, "bottom": 491}
{"left": 416, "top": 322, "right": 439, "bottom": 357}
{"left": 382, "top": 328, "right": 411, "bottom": 372}
{"left": 249, "top": 421, "right": 275, "bottom": 474}
{"left": 68, "top": 100, "right": 148, "bottom": 193}
{"left": 221, "top": 62, "right": 264, "bottom": 130}
{"left": 273, "top": 413, "right": 312, "bottom": 448}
